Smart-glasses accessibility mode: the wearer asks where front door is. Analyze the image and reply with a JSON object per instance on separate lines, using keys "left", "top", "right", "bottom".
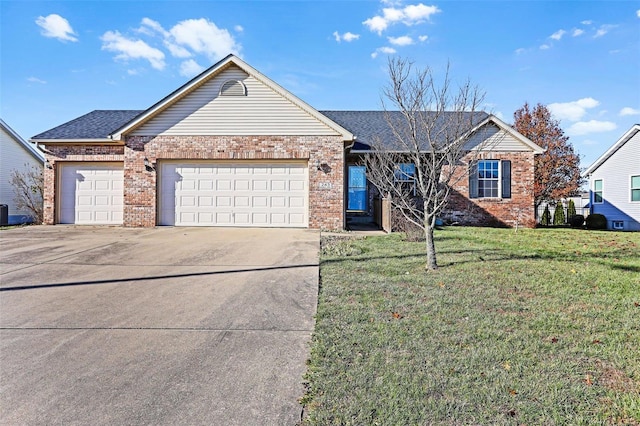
{"left": 347, "top": 165, "right": 367, "bottom": 211}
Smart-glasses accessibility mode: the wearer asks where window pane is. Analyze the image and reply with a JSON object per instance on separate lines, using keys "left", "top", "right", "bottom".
{"left": 594, "top": 180, "right": 602, "bottom": 191}
{"left": 594, "top": 192, "right": 603, "bottom": 203}
{"left": 632, "top": 176, "right": 640, "bottom": 189}
{"left": 632, "top": 189, "right": 640, "bottom": 202}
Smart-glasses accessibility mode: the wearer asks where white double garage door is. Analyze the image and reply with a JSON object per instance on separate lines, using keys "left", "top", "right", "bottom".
{"left": 59, "top": 162, "right": 309, "bottom": 227}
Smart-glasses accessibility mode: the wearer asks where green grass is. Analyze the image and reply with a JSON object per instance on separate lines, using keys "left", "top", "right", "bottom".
{"left": 302, "top": 227, "right": 640, "bottom": 425}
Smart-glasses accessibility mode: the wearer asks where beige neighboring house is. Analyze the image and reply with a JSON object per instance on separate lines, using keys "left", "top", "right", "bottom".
{"left": 0, "top": 119, "right": 45, "bottom": 224}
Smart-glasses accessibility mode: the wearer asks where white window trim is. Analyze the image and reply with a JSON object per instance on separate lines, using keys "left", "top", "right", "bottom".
{"left": 593, "top": 179, "right": 603, "bottom": 204}
{"left": 394, "top": 163, "right": 416, "bottom": 196}
{"left": 630, "top": 174, "right": 640, "bottom": 203}
{"left": 612, "top": 220, "right": 624, "bottom": 230}
{"left": 477, "top": 159, "right": 502, "bottom": 199}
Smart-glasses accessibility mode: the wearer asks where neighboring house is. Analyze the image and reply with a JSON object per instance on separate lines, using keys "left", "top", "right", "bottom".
{"left": 583, "top": 124, "right": 640, "bottom": 231}
{"left": 31, "top": 54, "right": 543, "bottom": 230}
{"left": 1, "top": 119, "right": 45, "bottom": 224}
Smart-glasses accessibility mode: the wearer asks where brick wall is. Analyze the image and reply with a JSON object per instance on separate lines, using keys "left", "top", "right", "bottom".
{"left": 42, "top": 135, "right": 345, "bottom": 230}
{"left": 443, "top": 151, "right": 536, "bottom": 228}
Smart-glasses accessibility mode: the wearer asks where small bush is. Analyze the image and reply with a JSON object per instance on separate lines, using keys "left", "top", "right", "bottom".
{"left": 568, "top": 214, "right": 584, "bottom": 228}
{"left": 540, "top": 205, "right": 551, "bottom": 226}
{"left": 391, "top": 208, "right": 424, "bottom": 242}
{"left": 567, "top": 199, "right": 576, "bottom": 219}
{"left": 553, "top": 203, "right": 565, "bottom": 225}
{"left": 586, "top": 213, "right": 607, "bottom": 230}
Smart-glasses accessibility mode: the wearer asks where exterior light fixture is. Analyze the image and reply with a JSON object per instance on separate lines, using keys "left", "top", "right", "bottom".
{"left": 144, "top": 157, "right": 155, "bottom": 172}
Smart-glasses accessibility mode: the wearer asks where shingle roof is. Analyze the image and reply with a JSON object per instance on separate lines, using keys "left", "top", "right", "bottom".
{"left": 32, "top": 110, "right": 143, "bottom": 140}
{"left": 32, "top": 109, "right": 489, "bottom": 149}
{"left": 319, "top": 110, "right": 489, "bottom": 151}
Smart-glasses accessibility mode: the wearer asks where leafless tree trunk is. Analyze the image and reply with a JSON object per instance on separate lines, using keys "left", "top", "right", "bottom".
{"left": 364, "top": 58, "right": 488, "bottom": 270}
{"left": 10, "top": 164, "right": 44, "bottom": 224}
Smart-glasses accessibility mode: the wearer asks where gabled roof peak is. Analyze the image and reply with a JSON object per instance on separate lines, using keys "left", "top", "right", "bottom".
{"left": 584, "top": 124, "right": 640, "bottom": 176}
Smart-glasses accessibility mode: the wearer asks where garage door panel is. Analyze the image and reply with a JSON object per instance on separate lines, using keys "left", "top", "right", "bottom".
{"left": 59, "top": 164, "right": 124, "bottom": 225}
{"left": 253, "top": 196, "right": 268, "bottom": 207}
{"left": 217, "top": 180, "right": 232, "bottom": 191}
{"left": 160, "top": 162, "right": 308, "bottom": 227}
{"left": 290, "top": 213, "right": 305, "bottom": 225}
{"left": 290, "top": 197, "right": 305, "bottom": 208}
{"left": 253, "top": 180, "right": 268, "bottom": 191}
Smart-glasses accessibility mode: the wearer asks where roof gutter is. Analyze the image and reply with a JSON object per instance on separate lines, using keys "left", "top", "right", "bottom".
{"left": 30, "top": 138, "right": 123, "bottom": 144}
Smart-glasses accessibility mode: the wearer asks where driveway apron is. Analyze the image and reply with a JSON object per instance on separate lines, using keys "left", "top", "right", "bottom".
{"left": 0, "top": 226, "right": 319, "bottom": 425}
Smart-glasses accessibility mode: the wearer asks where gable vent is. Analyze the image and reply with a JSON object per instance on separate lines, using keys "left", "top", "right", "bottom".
{"left": 219, "top": 79, "right": 247, "bottom": 96}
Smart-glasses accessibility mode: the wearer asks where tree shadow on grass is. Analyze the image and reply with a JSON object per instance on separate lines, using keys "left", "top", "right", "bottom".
{"left": 321, "top": 247, "right": 638, "bottom": 273}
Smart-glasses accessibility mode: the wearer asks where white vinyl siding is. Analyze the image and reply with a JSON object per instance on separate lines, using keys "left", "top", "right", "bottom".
{"left": 130, "top": 65, "right": 340, "bottom": 136}
{"left": 59, "top": 163, "right": 124, "bottom": 224}
{"left": 464, "top": 124, "right": 532, "bottom": 152}
{"left": 159, "top": 161, "right": 308, "bottom": 227}
{"left": 0, "top": 125, "right": 44, "bottom": 221}
{"left": 589, "top": 131, "right": 640, "bottom": 230}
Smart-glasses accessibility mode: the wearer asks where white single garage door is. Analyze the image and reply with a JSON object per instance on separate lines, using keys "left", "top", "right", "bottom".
{"left": 159, "top": 162, "right": 308, "bottom": 227}
{"left": 59, "top": 163, "right": 124, "bottom": 224}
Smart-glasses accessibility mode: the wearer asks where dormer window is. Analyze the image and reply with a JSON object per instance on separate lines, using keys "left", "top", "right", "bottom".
{"left": 219, "top": 79, "right": 247, "bottom": 96}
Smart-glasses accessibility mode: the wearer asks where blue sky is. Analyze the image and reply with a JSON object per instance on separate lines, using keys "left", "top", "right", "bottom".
{"left": 1, "top": 0, "right": 638, "bottom": 168}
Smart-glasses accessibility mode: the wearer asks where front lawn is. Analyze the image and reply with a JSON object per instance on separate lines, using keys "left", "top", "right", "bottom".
{"left": 302, "top": 227, "right": 639, "bottom": 425}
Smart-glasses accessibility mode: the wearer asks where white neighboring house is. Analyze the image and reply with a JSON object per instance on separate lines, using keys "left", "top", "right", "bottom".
{"left": 583, "top": 124, "right": 640, "bottom": 231}
{"left": 0, "top": 119, "right": 45, "bottom": 224}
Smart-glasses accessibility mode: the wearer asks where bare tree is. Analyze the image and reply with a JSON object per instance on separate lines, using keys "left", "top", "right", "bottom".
{"left": 10, "top": 164, "right": 44, "bottom": 223}
{"left": 364, "top": 58, "right": 487, "bottom": 270}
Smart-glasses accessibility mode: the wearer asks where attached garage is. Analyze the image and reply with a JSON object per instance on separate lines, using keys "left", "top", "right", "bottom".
{"left": 158, "top": 162, "right": 308, "bottom": 227}
{"left": 59, "top": 163, "right": 124, "bottom": 224}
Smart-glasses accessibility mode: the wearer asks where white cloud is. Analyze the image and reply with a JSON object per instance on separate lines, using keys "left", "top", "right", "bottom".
{"left": 371, "top": 46, "right": 397, "bottom": 58}
{"left": 363, "top": 3, "right": 440, "bottom": 34}
{"left": 539, "top": 44, "right": 550, "bottom": 50}
{"left": 515, "top": 47, "right": 526, "bottom": 55}
{"left": 548, "top": 98, "right": 600, "bottom": 121}
{"left": 139, "top": 17, "right": 168, "bottom": 37}
{"left": 27, "top": 77, "right": 46, "bottom": 84}
{"left": 620, "top": 107, "right": 640, "bottom": 116}
{"left": 179, "top": 59, "right": 205, "bottom": 77}
{"left": 169, "top": 18, "right": 240, "bottom": 60}
{"left": 594, "top": 28, "right": 607, "bottom": 38}
{"left": 418, "top": 35, "right": 428, "bottom": 42}
{"left": 342, "top": 32, "right": 360, "bottom": 42}
{"left": 572, "top": 28, "right": 584, "bottom": 37}
{"left": 636, "top": 9, "right": 640, "bottom": 18}
{"left": 581, "top": 20, "right": 593, "bottom": 25}
{"left": 388, "top": 35, "right": 413, "bottom": 46}
{"left": 234, "top": 25, "right": 244, "bottom": 32}
{"left": 594, "top": 24, "right": 616, "bottom": 38}
{"left": 101, "top": 30, "right": 166, "bottom": 70}
{"left": 333, "top": 31, "right": 360, "bottom": 42}
{"left": 550, "top": 29, "right": 566, "bottom": 40}
{"left": 127, "top": 69, "right": 139, "bottom": 76}
{"left": 35, "top": 14, "right": 78, "bottom": 42}
{"left": 567, "top": 120, "right": 616, "bottom": 136}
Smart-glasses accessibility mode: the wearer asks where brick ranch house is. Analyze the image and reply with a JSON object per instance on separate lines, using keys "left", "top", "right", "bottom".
{"left": 32, "top": 54, "right": 543, "bottom": 230}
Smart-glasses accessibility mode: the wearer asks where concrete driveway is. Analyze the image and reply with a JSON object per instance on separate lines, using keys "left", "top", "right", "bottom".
{"left": 0, "top": 226, "right": 319, "bottom": 425}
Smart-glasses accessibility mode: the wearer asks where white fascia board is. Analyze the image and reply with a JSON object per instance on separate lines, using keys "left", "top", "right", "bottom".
{"left": 470, "top": 115, "right": 546, "bottom": 154}
{"left": 583, "top": 124, "right": 640, "bottom": 177}
{"left": 30, "top": 138, "right": 122, "bottom": 144}
{"left": 1, "top": 119, "right": 45, "bottom": 162}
